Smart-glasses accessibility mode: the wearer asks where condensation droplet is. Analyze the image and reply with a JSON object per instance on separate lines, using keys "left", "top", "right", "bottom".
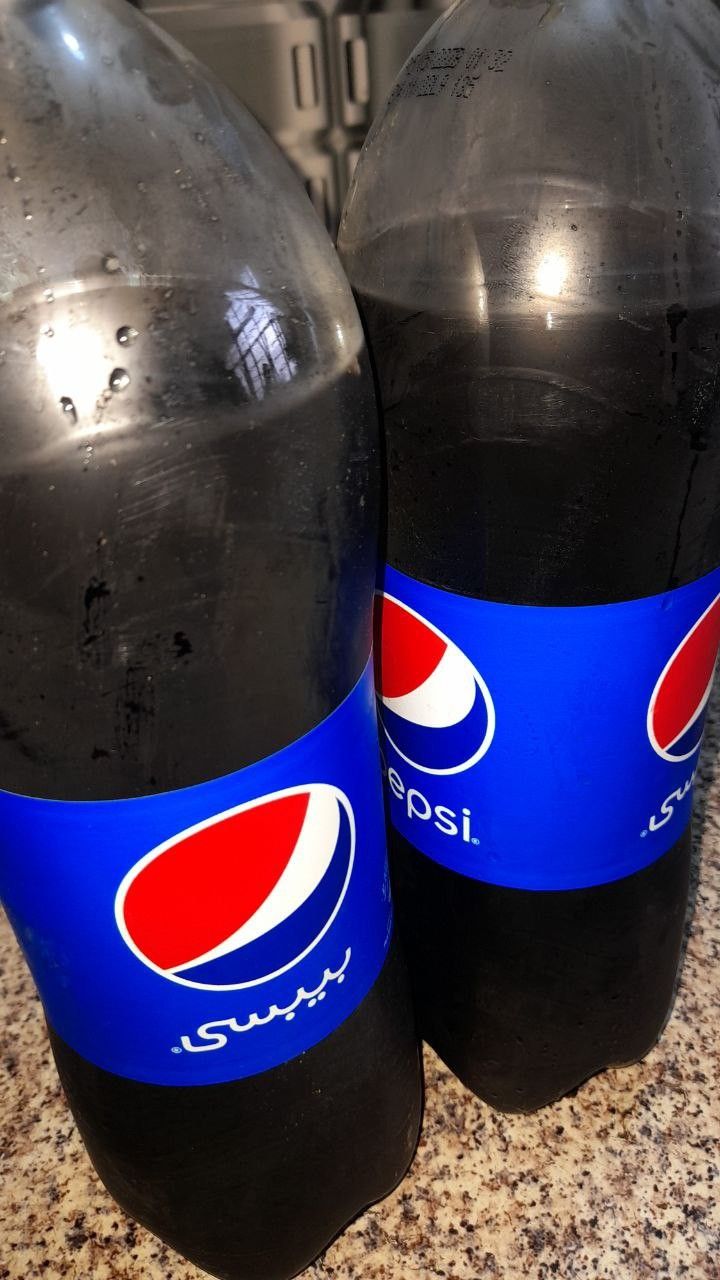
{"left": 109, "top": 368, "right": 130, "bottom": 392}
{"left": 116, "top": 325, "right": 139, "bottom": 347}
{"left": 0, "top": 132, "right": 7, "bottom": 146}
{"left": 137, "top": 181, "right": 147, "bottom": 193}
{"left": 60, "top": 396, "right": 77, "bottom": 422}
{"left": 43, "top": 288, "right": 54, "bottom": 303}
{"left": 103, "top": 255, "right": 121, "bottom": 274}
{"left": 41, "top": 326, "right": 54, "bottom": 338}
{"left": 195, "top": 132, "right": 205, "bottom": 144}
{"left": 7, "top": 164, "right": 20, "bottom": 183}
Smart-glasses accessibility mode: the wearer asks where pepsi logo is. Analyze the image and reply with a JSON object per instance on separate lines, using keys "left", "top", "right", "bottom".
{"left": 115, "top": 785, "right": 354, "bottom": 990}
{"left": 648, "top": 593, "right": 720, "bottom": 763}
{"left": 374, "top": 591, "right": 495, "bottom": 775}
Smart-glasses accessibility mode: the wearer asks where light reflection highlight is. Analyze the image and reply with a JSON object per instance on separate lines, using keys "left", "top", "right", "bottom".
{"left": 536, "top": 251, "right": 568, "bottom": 299}
{"left": 62, "top": 31, "right": 84, "bottom": 60}
{"left": 36, "top": 320, "right": 104, "bottom": 421}
{"left": 225, "top": 276, "right": 297, "bottom": 400}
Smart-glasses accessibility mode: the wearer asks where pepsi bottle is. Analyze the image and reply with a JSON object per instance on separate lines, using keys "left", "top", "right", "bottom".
{"left": 339, "top": 0, "right": 720, "bottom": 1111}
{"left": 0, "top": 1, "right": 421, "bottom": 1275}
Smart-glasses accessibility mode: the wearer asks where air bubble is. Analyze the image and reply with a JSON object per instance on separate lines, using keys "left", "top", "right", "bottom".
{"left": 109, "top": 368, "right": 130, "bottom": 392}
{"left": 116, "top": 325, "right": 139, "bottom": 347}
{"left": 103, "top": 255, "right": 121, "bottom": 274}
{"left": 60, "top": 396, "right": 77, "bottom": 423}
{"left": 43, "top": 288, "right": 54, "bottom": 303}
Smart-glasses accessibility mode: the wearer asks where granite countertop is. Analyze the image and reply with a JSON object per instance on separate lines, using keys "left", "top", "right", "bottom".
{"left": 2, "top": 708, "right": 719, "bottom": 1280}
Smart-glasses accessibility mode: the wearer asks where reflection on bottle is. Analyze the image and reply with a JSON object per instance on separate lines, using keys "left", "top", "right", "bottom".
{"left": 535, "top": 250, "right": 568, "bottom": 299}
{"left": 225, "top": 275, "right": 297, "bottom": 401}
{"left": 61, "top": 30, "right": 84, "bottom": 61}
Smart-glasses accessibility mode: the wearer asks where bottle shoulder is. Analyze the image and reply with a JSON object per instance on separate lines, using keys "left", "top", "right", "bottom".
{"left": 0, "top": 0, "right": 362, "bottom": 369}
{"left": 340, "top": 0, "right": 720, "bottom": 314}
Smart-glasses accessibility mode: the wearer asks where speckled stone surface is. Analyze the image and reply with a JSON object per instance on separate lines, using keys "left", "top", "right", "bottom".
{"left": 2, "top": 704, "right": 720, "bottom": 1280}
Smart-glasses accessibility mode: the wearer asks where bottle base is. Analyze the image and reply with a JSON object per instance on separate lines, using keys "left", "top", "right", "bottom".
{"left": 426, "top": 1025, "right": 666, "bottom": 1115}
{"left": 392, "top": 829, "right": 692, "bottom": 1113}
{"left": 136, "top": 1098, "right": 423, "bottom": 1280}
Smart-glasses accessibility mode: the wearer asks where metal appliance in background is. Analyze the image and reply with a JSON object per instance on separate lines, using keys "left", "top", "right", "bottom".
{"left": 138, "top": 0, "right": 452, "bottom": 230}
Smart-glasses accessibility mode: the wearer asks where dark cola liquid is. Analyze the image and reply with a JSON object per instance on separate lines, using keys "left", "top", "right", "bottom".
{"left": 356, "top": 229, "right": 720, "bottom": 1110}
{"left": 0, "top": 282, "right": 421, "bottom": 1278}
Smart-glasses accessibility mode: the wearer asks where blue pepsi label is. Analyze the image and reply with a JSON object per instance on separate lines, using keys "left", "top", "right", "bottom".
{"left": 376, "top": 565, "right": 720, "bottom": 890}
{"left": 0, "top": 662, "right": 392, "bottom": 1085}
